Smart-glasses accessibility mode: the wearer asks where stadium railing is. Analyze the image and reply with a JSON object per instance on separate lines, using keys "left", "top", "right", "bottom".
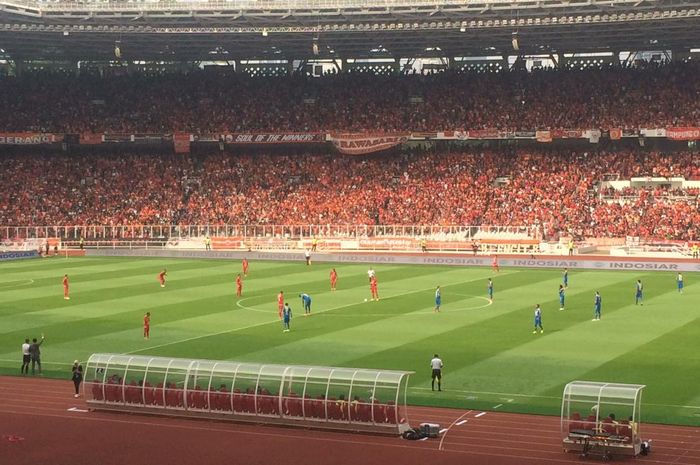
{"left": 84, "top": 354, "right": 414, "bottom": 435}
{"left": 0, "top": 224, "right": 535, "bottom": 241}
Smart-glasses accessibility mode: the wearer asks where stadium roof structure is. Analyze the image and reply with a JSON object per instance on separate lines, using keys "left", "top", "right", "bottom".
{"left": 0, "top": 0, "right": 699, "bottom": 61}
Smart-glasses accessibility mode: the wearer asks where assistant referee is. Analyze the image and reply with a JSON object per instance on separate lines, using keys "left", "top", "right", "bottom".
{"left": 430, "top": 354, "right": 443, "bottom": 392}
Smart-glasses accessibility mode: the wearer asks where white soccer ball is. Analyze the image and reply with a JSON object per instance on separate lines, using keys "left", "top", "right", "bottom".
{"left": 364, "top": 298, "right": 368, "bottom": 302}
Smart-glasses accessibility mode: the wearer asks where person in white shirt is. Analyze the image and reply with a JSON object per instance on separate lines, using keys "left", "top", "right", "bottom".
{"left": 430, "top": 354, "right": 443, "bottom": 392}
{"left": 304, "top": 249, "right": 311, "bottom": 266}
{"left": 367, "top": 267, "right": 375, "bottom": 283}
{"left": 21, "top": 338, "right": 31, "bottom": 375}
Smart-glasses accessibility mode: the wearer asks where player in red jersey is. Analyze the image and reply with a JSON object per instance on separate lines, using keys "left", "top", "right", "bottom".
{"left": 143, "top": 312, "right": 151, "bottom": 340}
{"left": 158, "top": 269, "right": 167, "bottom": 288}
{"left": 492, "top": 255, "right": 499, "bottom": 273}
{"left": 242, "top": 258, "right": 249, "bottom": 277}
{"left": 277, "top": 291, "right": 284, "bottom": 319}
{"left": 62, "top": 274, "right": 70, "bottom": 300}
{"left": 370, "top": 276, "right": 380, "bottom": 301}
{"left": 236, "top": 274, "right": 243, "bottom": 297}
{"left": 330, "top": 268, "right": 338, "bottom": 291}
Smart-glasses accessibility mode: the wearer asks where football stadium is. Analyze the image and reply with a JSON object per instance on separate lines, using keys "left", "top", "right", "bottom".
{"left": 1, "top": 0, "right": 700, "bottom": 463}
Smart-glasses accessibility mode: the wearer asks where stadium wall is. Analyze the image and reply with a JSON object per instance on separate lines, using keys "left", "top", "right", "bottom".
{"left": 86, "top": 249, "right": 700, "bottom": 272}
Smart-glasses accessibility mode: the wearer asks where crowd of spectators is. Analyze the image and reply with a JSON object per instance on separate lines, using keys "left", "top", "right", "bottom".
{"left": 0, "top": 61, "right": 699, "bottom": 133}
{"left": 0, "top": 149, "right": 698, "bottom": 240}
{"left": 0, "top": 153, "right": 191, "bottom": 226}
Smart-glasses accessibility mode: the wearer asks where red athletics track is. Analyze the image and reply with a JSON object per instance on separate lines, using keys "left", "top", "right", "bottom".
{"left": 1, "top": 377, "right": 699, "bottom": 465}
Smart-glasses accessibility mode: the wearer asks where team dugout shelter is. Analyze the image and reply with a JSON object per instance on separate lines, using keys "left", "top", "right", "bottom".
{"left": 561, "top": 381, "right": 647, "bottom": 459}
{"left": 84, "top": 354, "right": 413, "bottom": 435}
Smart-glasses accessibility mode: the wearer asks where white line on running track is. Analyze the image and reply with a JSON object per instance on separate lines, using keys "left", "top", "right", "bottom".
{"left": 456, "top": 419, "right": 468, "bottom": 425}
{"left": 474, "top": 412, "right": 486, "bottom": 418}
{"left": 493, "top": 404, "right": 503, "bottom": 409}
{"left": 439, "top": 428, "right": 448, "bottom": 434}
{"left": 438, "top": 410, "right": 472, "bottom": 451}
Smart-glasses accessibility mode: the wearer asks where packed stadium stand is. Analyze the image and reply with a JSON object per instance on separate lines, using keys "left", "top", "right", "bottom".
{"left": 0, "top": 63, "right": 699, "bottom": 133}
{"left": 1, "top": 149, "right": 698, "bottom": 240}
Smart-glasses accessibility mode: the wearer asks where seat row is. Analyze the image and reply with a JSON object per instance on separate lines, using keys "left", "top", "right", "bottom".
{"left": 89, "top": 380, "right": 405, "bottom": 425}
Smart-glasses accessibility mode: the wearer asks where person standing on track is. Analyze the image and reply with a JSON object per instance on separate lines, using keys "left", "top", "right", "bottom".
{"left": 430, "top": 354, "right": 443, "bottom": 392}
{"left": 143, "top": 312, "right": 151, "bottom": 340}
{"left": 21, "top": 338, "right": 31, "bottom": 375}
{"left": 71, "top": 360, "right": 83, "bottom": 398}
{"left": 62, "top": 274, "right": 70, "bottom": 300}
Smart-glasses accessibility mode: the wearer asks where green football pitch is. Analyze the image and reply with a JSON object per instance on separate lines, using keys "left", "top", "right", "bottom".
{"left": 1, "top": 256, "right": 698, "bottom": 426}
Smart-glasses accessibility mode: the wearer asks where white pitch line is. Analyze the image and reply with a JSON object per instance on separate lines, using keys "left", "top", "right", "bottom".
{"left": 129, "top": 285, "right": 448, "bottom": 355}
{"left": 493, "top": 404, "right": 503, "bottom": 409}
{"left": 0, "top": 279, "right": 35, "bottom": 289}
{"left": 456, "top": 419, "right": 468, "bottom": 425}
{"left": 474, "top": 412, "right": 486, "bottom": 418}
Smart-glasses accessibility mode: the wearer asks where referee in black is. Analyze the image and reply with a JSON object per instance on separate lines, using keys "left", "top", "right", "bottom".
{"left": 430, "top": 354, "right": 443, "bottom": 391}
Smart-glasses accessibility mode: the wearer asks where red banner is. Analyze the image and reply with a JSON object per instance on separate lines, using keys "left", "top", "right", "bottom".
{"left": 0, "top": 133, "right": 59, "bottom": 145}
{"left": 551, "top": 129, "right": 584, "bottom": 139}
{"left": 536, "top": 130, "right": 552, "bottom": 143}
{"left": 173, "top": 133, "right": 191, "bottom": 154}
{"left": 330, "top": 133, "right": 409, "bottom": 155}
{"left": 220, "top": 133, "right": 324, "bottom": 144}
{"left": 609, "top": 128, "right": 622, "bottom": 140}
{"left": 80, "top": 133, "right": 103, "bottom": 145}
{"left": 666, "top": 127, "right": 700, "bottom": 140}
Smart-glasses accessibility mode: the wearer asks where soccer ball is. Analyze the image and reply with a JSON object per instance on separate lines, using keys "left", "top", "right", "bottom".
{"left": 364, "top": 298, "right": 368, "bottom": 302}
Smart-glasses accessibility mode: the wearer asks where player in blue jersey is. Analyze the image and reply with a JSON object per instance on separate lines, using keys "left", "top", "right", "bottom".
{"left": 677, "top": 273, "right": 684, "bottom": 294}
{"left": 593, "top": 291, "right": 602, "bottom": 321}
{"left": 487, "top": 278, "right": 494, "bottom": 303}
{"left": 559, "top": 284, "right": 565, "bottom": 310}
{"left": 434, "top": 286, "right": 441, "bottom": 312}
{"left": 563, "top": 268, "right": 569, "bottom": 289}
{"left": 533, "top": 304, "right": 544, "bottom": 334}
{"left": 299, "top": 293, "right": 312, "bottom": 316}
{"left": 282, "top": 303, "right": 292, "bottom": 332}
{"left": 635, "top": 280, "right": 643, "bottom": 305}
